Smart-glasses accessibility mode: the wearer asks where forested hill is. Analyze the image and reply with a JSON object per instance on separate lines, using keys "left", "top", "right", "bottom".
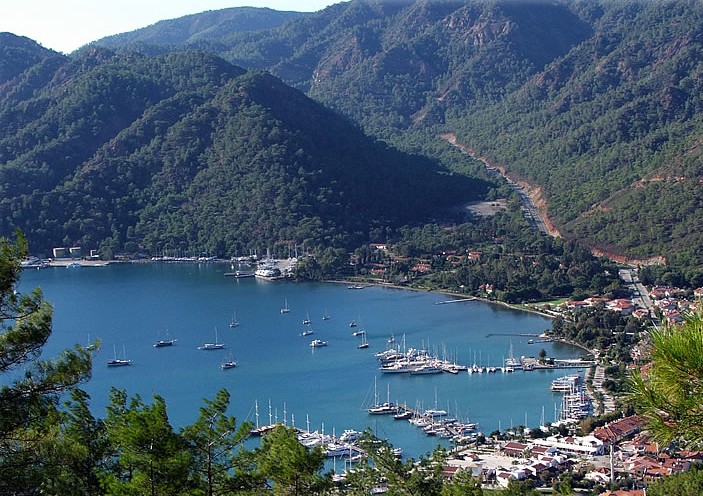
{"left": 453, "top": 1, "right": 703, "bottom": 269}
{"left": 93, "top": 7, "right": 308, "bottom": 52}
{"left": 0, "top": 35, "right": 484, "bottom": 257}
{"left": 0, "top": 33, "right": 59, "bottom": 84}
{"left": 91, "top": 0, "right": 703, "bottom": 270}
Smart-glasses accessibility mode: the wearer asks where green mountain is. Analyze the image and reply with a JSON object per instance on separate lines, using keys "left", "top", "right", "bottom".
{"left": 0, "top": 36, "right": 483, "bottom": 257}
{"left": 453, "top": 1, "right": 703, "bottom": 268}
{"left": 91, "top": 0, "right": 703, "bottom": 269}
{"left": 93, "top": 7, "right": 308, "bottom": 53}
{"left": 0, "top": 33, "right": 59, "bottom": 84}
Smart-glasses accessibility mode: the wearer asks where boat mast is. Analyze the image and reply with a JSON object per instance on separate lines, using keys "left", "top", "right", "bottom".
{"left": 255, "top": 400, "right": 259, "bottom": 429}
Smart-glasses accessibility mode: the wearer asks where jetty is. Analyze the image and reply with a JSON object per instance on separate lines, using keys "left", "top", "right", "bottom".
{"left": 434, "top": 297, "right": 476, "bottom": 305}
{"left": 368, "top": 402, "right": 480, "bottom": 444}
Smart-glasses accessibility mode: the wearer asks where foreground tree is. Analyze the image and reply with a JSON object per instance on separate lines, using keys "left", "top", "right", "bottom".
{"left": 629, "top": 311, "right": 703, "bottom": 448}
{"left": 181, "top": 388, "right": 256, "bottom": 495}
{"left": 101, "top": 388, "right": 192, "bottom": 495}
{"left": 0, "top": 232, "right": 92, "bottom": 494}
{"left": 345, "top": 432, "right": 446, "bottom": 496}
{"left": 645, "top": 464, "right": 703, "bottom": 495}
{"left": 255, "top": 424, "right": 332, "bottom": 495}
{"left": 41, "top": 389, "right": 109, "bottom": 495}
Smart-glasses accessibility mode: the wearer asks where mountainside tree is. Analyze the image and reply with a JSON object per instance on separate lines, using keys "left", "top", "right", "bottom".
{"left": 255, "top": 424, "right": 331, "bottom": 496}
{"left": 0, "top": 46, "right": 484, "bottom": 257}
{"left": 101, "top": 388, "right": 192, "bottom": 495}
{"left": 86, "top": 0, "right": 703, "bottom": 271}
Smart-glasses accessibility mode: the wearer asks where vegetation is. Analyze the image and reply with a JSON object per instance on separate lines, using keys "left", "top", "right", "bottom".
{"left": 87, "top": 0, "right": 703, "bottom": 276}
{"left": 0, "top": 38, "right": 486, "bottom": 258}
{"left": 630, "top": 310, "right": 703, "bottom": 449}
{"left": 324, "top": 201, "right": 626, "bottom": 304}
{"left": 645, "top": 464, "right": 703, "bottom": 496}
{"left": 0, "top": 232, "right": 92, "bottom": 493}
{"left": 550, "top": 307, "right": 647, "bottom": 363}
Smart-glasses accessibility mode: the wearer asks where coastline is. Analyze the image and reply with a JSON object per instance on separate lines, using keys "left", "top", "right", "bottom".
{"left": 328, "top": 278, "right": 599, "bottom": 359}
{"left": 329, "top": 277, "right": 554, "bottom": 319}
{"left": 39, "top": 259, "right": 591, "bottom": 356}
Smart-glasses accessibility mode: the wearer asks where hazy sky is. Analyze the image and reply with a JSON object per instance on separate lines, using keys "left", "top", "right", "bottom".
{"left": 2, "top": 1, "right": 341, "bottom": 54}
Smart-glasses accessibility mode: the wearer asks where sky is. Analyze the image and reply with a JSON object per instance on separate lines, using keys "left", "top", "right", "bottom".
{"left": 1, "top": 0, "right": 340, "bottom": 54}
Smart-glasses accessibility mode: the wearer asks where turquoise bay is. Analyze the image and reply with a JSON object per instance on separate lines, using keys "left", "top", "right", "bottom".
{"left": 19, "top": 263, "right": 584, "bottom": 459}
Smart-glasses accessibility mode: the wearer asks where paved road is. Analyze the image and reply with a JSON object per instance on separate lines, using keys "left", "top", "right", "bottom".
{"left": 618, "top": 267, "right": 653, "bottom": 313}
{"left": 590, "top": 365, "right": 616, "bottom": 415}
{"left": 442, "top": 134, "right": 549, "bottom": 235}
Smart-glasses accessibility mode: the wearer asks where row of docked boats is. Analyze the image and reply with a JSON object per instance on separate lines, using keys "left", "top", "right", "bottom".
{"left": 365, "top": 391, "right": 480, "bottom": 443}
{"left": 247, "top": 400, "right": 377, "bottom": 461}
{"left": 296, "top": 428, "right": 366, "bottom": 459}
{"left": 376, "top": 344, "right": 467, "bottom": 375}
{"left": 551, "top": 374, "right": 591, "bottom": 421}
{"left": 408, "top": 410, "right": 479, "bottom": 442}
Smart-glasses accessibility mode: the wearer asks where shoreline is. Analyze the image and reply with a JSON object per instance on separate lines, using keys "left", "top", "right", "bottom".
{"left": 327, "top": 278, "right": 598, "bottom": 358}
{"left": 38, "top": 259, "right": 591, "bottom": 356}
{"left": 328, "top": 277, "right": 555, "bottom": 319}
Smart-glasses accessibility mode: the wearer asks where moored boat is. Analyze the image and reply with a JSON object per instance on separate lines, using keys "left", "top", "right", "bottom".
{"left": 393, "top": 409, "right": 413, "bottom": 420}
{"left": 107, "top": 344, "right": 131, "bottom": 366}
{"left": 229, "top": 308, "right": 239, "bottom": 328}
{"left": 551, "top": 374, "right": 581, "bottom": 391}
{"left": 153, "top": 338, "right": 176, "bottom": 348}
{"left": 366, "top": 379, "right": 396, "bottom": 414}
{"left": 198, "top": 342, "right": 225, "bottom": 350}
{"left": 410, "top": 364, "right": 443, "bottom": 375}
{"left": 198, "top": 327, "right": 225, "bottom": 350}
{"left": 107, "top": 357, "right": 131, "bottom": 366}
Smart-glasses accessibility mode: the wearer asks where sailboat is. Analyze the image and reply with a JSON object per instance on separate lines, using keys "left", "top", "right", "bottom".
{"left": 221, "top": 352, "right": 237, "bottom": 370}
{"left": 229, "top": 308, "right": 239, "bottom": 328}
{"left": 367, "top": 378, "right": 396, "bottom": 414}
{"left": 302, "top": 311, "right": 311, "bottom": 325}
{"left": 107, "top": 344, "right": 132, "bottom": 366}
{"left": 322, "top": 309, "right": 330, "bottom": 321}
{"left": 280, "top": 298, "right": 290, "bottom": 314}
{"left": 198, "top": 327, "right": 225, "bottom": 350}
{"left": 358, "top": 332, "right": 369, "bottom": 349}
{"left": 153, "top": 330, "right": 177, "bottom": 348}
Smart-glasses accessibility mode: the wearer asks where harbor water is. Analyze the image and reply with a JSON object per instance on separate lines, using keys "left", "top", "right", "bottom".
{"left": 18, "top": 262, "right": 586, "bottom": 459}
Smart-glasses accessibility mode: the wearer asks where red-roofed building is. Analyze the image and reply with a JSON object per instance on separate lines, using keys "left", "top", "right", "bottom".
{"left": 593, "top": 415, "right": 646, "bottom": 444}
{"left": 502, "top": 441, "right": 528, "bottom": 457}
{"left": 467, "top": 251, "right": 481, "bottom": 261}
{"left": 565, "top": 300, "right": 587, "bottom": 310}
{"left": 442, "top": 465, "right": 459, "bottom": 480}
{"left": 606, "top": 298, "right": 635, "bottom": 315}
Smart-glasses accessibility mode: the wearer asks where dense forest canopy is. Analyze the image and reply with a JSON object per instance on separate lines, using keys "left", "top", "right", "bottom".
{"left": 2, "top": 0, "right": 703, "bottom": 275}
{"left": 86, "top": 0, "right": 703, "bottom": 273}
{"left": 0, "top": 35, "right": 486, "bottom": 257}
